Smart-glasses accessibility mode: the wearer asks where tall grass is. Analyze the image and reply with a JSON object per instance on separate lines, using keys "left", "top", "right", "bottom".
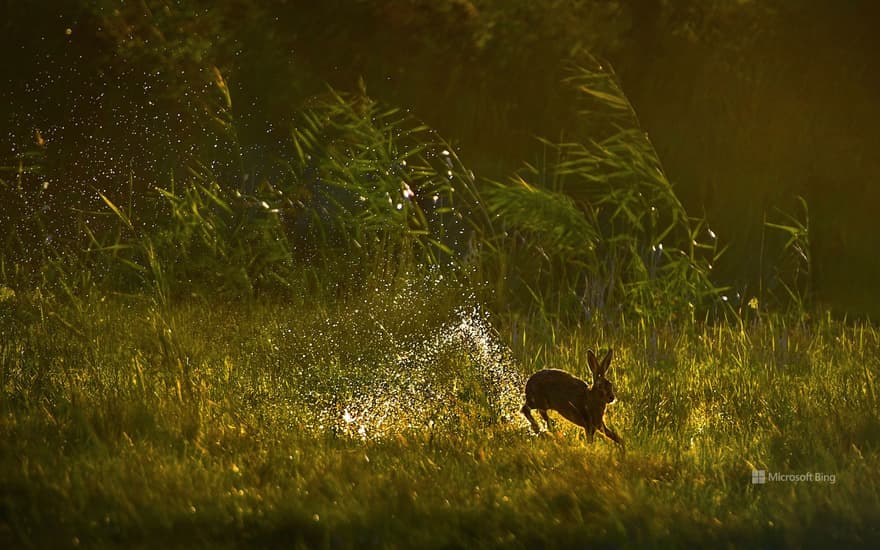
{"left": 764, "top": 196, "right": 813, "bottom": 313}
{"left": 2, "top": 288, "right": 879, "bottom": 547}
{"left": 55, "top": 83, "right": 493, "bottom": 305}
{"left": 2, "top": 61, "right": 726, "bottom": 327}
{"left": 284, "top": 87, "right": 487, "bottom": 265}
{"left": 480, "top": 63, "right": 726, "bottom": 325}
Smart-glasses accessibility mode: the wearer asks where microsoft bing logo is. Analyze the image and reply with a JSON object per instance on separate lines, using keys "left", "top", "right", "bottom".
{"left": 750, "top": 469, "right": 836, "bottom": 484}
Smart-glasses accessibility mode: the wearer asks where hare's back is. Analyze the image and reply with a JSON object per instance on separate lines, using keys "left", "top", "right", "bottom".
{"left": 525, "top": 369, "right": 588, "bottom": 407}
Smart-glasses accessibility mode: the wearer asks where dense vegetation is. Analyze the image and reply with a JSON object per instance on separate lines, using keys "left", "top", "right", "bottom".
{"left": 2, "top": 1, "right": 879, "bottom": 547}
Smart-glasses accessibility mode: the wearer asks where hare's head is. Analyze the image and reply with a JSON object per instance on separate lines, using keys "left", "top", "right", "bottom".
{"left": 588, "top": 349, "right": 616, "bottom": 404}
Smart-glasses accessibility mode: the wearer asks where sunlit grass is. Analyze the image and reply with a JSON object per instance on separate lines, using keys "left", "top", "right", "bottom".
{"left": 2, "top": 285, "right": 879, "bottom": 547}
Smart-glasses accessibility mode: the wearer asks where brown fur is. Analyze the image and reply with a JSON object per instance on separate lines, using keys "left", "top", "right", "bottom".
{"left": 521, "top": 349, "right": 622, "bottom": 445}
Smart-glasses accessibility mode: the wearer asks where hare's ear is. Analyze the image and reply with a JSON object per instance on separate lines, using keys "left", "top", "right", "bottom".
{"left": 599, "top": 348, "right": 613, "bottom": 376}
{"left": 587, "top": 349, "right": 600, "bottom": 376}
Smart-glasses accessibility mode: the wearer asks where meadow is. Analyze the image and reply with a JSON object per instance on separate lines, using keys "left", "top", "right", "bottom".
{"left": 3, "top": 3, "right": 880, "bottom": 546}
{"left": 2, "top": 280, "right": 879, "bottom": 547}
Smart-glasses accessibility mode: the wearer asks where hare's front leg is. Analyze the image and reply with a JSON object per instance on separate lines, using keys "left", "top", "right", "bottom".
{"left": 520, "top": 405, "right": 541, "bottom": 433}
{"left": 584, "top": 426, "right": 596, "bottom": 442}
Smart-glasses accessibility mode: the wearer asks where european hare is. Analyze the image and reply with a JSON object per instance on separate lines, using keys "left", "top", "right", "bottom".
{"left": 521, "top": 349, "right": 622, "bottom": 445}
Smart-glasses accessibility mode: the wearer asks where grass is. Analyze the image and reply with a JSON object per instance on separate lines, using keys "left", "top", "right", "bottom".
{"left": 2, "top": 282, "right": 879, "bottom": 548}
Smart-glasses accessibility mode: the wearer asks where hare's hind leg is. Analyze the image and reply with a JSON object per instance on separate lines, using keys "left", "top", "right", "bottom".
{"left": 520, "top": 405, "right": 541, "bottom": 433}
{"left": 600, "top": 422, "right": 623, "bottom": 445}
{"left": 538, "top": 409, "right": 553, "bottom": 431}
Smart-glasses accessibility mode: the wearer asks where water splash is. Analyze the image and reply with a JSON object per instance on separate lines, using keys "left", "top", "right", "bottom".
{"left": 282, "top": 301, "right": 528, "bottom": 441}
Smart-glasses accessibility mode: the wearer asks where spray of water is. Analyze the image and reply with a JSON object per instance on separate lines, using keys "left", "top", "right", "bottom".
{"left": 282, "top": 300, "right": 528, "bottom": 441}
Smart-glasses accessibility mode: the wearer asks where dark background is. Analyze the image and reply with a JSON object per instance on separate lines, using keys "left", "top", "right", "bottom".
{"left": 2, "top": 0, "right": 879, "bottom": 316}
